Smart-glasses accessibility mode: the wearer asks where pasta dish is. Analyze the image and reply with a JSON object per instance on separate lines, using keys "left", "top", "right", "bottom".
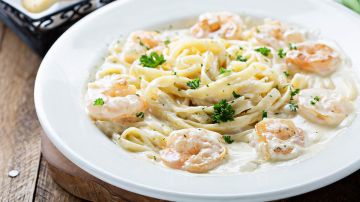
{"left": 85, "top": 12, "right": 358, "bottom": 173}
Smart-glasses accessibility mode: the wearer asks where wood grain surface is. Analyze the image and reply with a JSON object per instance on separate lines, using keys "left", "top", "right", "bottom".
{"left": 0, "top": 21, "right": 359, "bottom": 202}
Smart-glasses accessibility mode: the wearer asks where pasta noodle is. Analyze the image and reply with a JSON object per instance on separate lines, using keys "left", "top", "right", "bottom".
{"left": 85, "top": 12, "right": 358, "bottom": 173}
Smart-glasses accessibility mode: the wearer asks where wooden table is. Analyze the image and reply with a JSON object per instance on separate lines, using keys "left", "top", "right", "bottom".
{"left": 0, "top": 22, "right": 359, "bottom": 201}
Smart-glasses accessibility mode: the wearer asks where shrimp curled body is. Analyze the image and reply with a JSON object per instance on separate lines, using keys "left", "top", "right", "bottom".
{"left": 160, "top": 128, "right": 227, "bottom": 173}
{"left": 190, "top": 12, "right": 244, "bottom": 40}
{"left": 86, "top": 74, "right": 147, "bottom": 123}
{"left": 286, "top": 42, "right": 340, "bottom": 75}
{"left": 298, "top": 88, "right": 352, "bottom": 126}
{"left": 254, "top": 19, "right": 304, "bottom": 48}
{"left": 121, "top": 31, "right": 163, "bottom": 64}
{"left": 252, "top": 118, "right": 305, "bottom": 161}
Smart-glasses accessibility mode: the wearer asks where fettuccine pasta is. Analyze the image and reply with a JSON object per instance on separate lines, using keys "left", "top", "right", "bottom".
{"left": 85, "top": 12, "right": 358, "bottom": 173}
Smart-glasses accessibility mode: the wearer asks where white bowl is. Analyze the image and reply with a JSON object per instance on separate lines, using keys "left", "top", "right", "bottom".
{"left": 34, "top": 0, "right": 360, "bottom": 201}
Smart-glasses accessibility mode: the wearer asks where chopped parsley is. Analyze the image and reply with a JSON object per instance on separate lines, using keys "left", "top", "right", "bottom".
{"left": 288, "top": 87, "right": 300, "bottom": 112}
{"left": 186, "top": 78, "right": 200, "bottom": 89}
{"left": 211, "top": 99, "right": 235, "bottom": 123}
{"left": 164, "top": 38, "right": 171, "bottom": 45}
{"left": 289, "top": 103, "right": 299, "bottom": 112}
{"left": 278, "top": 48, "right": 286, "bottom": 58}
{"left": 236, "top": 55, "right": 247, "bottom": 62}
{"left": 289, "top": 43, "right": 297, "bottom": 50}
{"left": 136, "top": 112, "right": 145, "bottom": 118}
{"left": 173, "top": 71, "right": 177, "bottom": 75}
{"left": 220, "top": 67, "right": 232, "bottom": 75}
{"left": 223, "top": 136, "right": 234, "bottom": 144}
{"left": 93, "top": 98, "right": 104, "bottom": 106}
{"left": 232, "top": 91, "right": 242, "bottom": 98}
{"left": 310, "top": 96, "right": 320, "bottom": 105}
{"left": 262, "top": 110, "right": 268, "bottom": 119}
{"left": 283, "top": 71, "right": 290, "bottom": 77}
{"left": 139, "top": 52, "right": 166, "bottom": 68}
{"left": 255, "top": 47, "right": 271, "bottom": 56}
{"left": 290, "top": 88, "right": 300, "bottom": 100}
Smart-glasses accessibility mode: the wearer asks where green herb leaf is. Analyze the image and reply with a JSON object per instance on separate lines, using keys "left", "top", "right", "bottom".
{"left": 262, "top": 110, "right": 268, "bottom": 119}
{"left": 278, "top": 48, "right": 286, "bottom": 58}
{"left": 289, "top": 102, "right": 299, "bottom": 112}
{"left": 310, "top": 96, "right": 320, "bottom": 105}
{"left": 186, "top": 78, "right": 200, "bottom": 89}
{"left": 164, "top": 39, "right": 171, "bottom": 45}
{"left": 289, "top": 43, "right": 297, "bottom": 50}
{"left": 136, "top": 112, "right": 145, "bottom": 118}
{"left": 283, "top": 71, "right": 290, "bottom": 77}
{"left": 255, "top": 47, "right": 271, "bottom": 56}
{"left": 232, "top": 91, "right": 241, "bottom": 98}
{"left": 93, "top": 98, "right": 104, "bottom": 106}
{"left": 236, "top": 55, "right": 247, "bottom": 62}
{"left": 290, "top": 88, "right": 300, "bottom": 100}
{"left": 211, "top": 99, "right": 235, "bottom": 123}
{"left": 223, "top": 136, "right": 234, "bottom": 144}
{"left": 139, "top": 52, "right": 166, "bottom": 68}
{"left": 220, "top": 67, "right": 232, "bottom": 75}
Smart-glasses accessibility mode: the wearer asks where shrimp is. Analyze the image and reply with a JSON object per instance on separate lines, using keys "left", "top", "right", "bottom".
{"left": 286, "top": 42, "right": 340, "bottom": 75}
{"left": 190, "top": 12, "right": 244, "bottom": 40}
{"left": 252, "top": 118, "right": 305, "bottom": 161}
{"left": 254, "top": 19, "right": 304, "bottom": 48}
{"left": 297, "top": 88, "right": 352, "bottom": 126}
{"left": 159, "top": 128, "right": 227, "bottom": 173}
{"left": 86, "top": 74, "right": 147, "bottom": 123}
{"left": 121, "top": 31, "right": 163, "bottom": 64}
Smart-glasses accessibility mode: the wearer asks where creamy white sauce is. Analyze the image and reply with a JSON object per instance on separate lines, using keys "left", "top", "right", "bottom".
{"left": 88, "top": 13, "right": 360, "bottom": 174}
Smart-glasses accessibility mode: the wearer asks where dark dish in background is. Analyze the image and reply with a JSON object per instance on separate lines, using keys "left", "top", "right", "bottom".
{"left": 0, "top": 0, "right": 114, "bottom": 56}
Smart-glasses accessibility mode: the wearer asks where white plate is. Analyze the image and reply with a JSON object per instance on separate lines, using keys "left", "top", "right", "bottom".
{"left": 34, "top": 0, "right": 360, "bottom": 201}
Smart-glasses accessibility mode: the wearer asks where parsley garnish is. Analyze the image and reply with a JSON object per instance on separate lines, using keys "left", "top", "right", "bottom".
{"left": 164, "top": 39, "right": 171, "bottom": 45}
{"left": 289, "top": 43, "right": 297, "bottom": 50}
{"left": 283, "top": 71, "right": 290, "bottom": 77}
{"left": 220, "top": 67, "right": 231, "bottom": 75}
{"left": 93, "top": 98, "right": 104, "bottom": 106}
{"left": 310, "top": 96, "right": 320, "bottom": 105}
{"left": 288, "top": 87, "right": 300, "bottom": 112}
{"left": 232, "top": 91, "right": 241, "bottom": 98}
{"left": 290, "top": 88, "right": 300, "bottom": 100}
{"left": 278, "top": 48, "right": 286, "bottom": 58}
{"left": 262, "top": 110, "right": 268, "bottom": 119}
{"left": 223, "top": 136, "right": 234, "bottom": 144}
{"left": 236, "top": 55, "right": 247, "bottom": 62}
{"left": 186, "top": 78, "right": 200, "bottom": 89}
{"left": 289, "top": 103, "right": 299, "bottom": 112}
{"left": 136, "top": 112, "right": 145, "bottom": 118}
{"left": 255, "top": 47, "right": 271, "bottom": 56}
{"left": 139, "top": 52, "right": 166, "bottom": 68}
{"left": 211, "top": 99, "right": 235, "bottom": 123}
